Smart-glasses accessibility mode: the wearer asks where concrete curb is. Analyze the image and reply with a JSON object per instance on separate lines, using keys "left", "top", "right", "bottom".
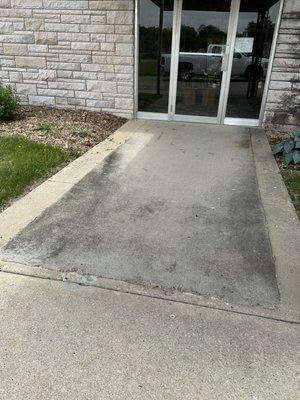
{"left": 0, "top": 119, "right": 144, "bottom": 247}
{"left": 251, "top": 128, "right": 300, "bottom": 320}
{"left": 0, "top": 258, "right": 298, "bottom": 323}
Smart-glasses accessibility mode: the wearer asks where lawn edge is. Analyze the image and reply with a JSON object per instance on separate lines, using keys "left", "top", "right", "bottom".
{"left": 0, "top": 119, "right": 144, "bottom": 247}
{"left": 251, "top": 128, "right": 300, "bottom": 319}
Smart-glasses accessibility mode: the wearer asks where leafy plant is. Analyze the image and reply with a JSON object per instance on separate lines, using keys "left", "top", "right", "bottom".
{"left": 71, "top": 127, "right": 89, "bottom": 138}
{"left": 34, "top": 122, "right": 57, "bottom": 134}
{"left": 272, "top": 131, "right": 300, "bottom": 165}
{"left": 0, "top": 85, "right": 21, "bottom": 121}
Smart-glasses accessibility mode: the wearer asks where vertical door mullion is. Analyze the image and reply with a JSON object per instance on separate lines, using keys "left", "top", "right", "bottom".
{"left": 218, "top": 0, "right": 241, "bottom": 123}
{"left": 168, "top": 0, "right": 182, "bottom": 120}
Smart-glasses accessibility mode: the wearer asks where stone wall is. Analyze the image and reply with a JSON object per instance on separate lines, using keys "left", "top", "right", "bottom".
{"left": 0, "top": 0, "right": 299, "bottom": 128}
{"left": 264, "top": 0, "right": 300, "bottom": 131}
{"left": 0, "top": 0, "right": 135, "bottom": 118}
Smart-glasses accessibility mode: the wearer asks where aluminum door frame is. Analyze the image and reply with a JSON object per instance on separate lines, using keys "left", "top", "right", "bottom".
{"left": 135, "top": 0, "right": 282, "bottom": 126}
{"left": 169, "top": 0, "right": 241, "bottom": 124}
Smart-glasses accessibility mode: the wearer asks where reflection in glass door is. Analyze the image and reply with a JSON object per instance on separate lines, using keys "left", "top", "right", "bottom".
{"left": 174, "top": 0, "right": 231, "bottom": 118}
{"left": 137, "top": 0, "right": 281, "bottom": 125}
{"left": 138, "top": 0, "right": 174, "bottom": 114}
{"left": 225, "top": 0, "right": 281, "bottom": 120}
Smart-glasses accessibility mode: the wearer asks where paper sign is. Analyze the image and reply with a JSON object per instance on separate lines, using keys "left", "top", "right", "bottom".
{"left": 235, "top": 37, "right": 254, "bottom": 53}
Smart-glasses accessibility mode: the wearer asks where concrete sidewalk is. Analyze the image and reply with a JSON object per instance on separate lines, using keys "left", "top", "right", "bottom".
{"left": 0, "top": 122, "right": 280, "bottom": 307}
{"left": 0, "top": 120, "right": 299, "bottom": 399}
{"left": 0, "top": 271, "right": 299, "bottom": 400}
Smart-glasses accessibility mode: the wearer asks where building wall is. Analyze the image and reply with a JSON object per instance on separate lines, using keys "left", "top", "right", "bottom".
{"left": 264, "top": 0, "right": 300, "bottom": 131}
{"left": 0, "top": 0, "right": 135, "bottom": 118}
{"left": 0, "top": 0, "right": 299, "bottom": 128}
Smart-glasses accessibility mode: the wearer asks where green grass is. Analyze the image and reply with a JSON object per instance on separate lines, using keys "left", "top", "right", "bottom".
{"left": 0, "top": 136, "right": 79, "bottom": 207}
{"left": 281, "top": 170, "right": 300, "bottom": 217}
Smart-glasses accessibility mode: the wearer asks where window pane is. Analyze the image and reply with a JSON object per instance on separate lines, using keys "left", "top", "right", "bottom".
{"left": 138, "top": 0, "right": 174, "bottom": 113}
{"left": 226, "top": 0, "right": 280, "bottom": 119}
{"left": 175, "top": 0, "right": 231, "bottom": 117}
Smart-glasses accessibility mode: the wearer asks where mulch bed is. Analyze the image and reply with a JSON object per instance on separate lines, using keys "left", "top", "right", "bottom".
{"left": 265, "top": 129, "right": 300, "bottom": 172}
{"left": 0, "top": 106, "right": 127, "bottom": 154}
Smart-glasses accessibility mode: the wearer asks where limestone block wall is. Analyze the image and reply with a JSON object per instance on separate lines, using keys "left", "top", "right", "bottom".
{"left": 264, "top": 0, "right": 300, "bottom": 131}
{"left": 0, "top": 0, "right": 135, "bottom": 118}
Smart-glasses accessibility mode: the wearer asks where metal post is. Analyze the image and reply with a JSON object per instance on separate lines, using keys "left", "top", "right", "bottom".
{"left": 156, "top": 0, "right": 164, "bottom": 95}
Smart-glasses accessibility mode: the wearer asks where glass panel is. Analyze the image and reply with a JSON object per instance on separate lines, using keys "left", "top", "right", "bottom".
{"left": 138, "top": 0, "right": 174, "bottom": 113}
{"left": 175, "top": 0, "right": 231, "bottom": 117}
{"left": 226, "top": 0, "right": 280, "bottom": 119}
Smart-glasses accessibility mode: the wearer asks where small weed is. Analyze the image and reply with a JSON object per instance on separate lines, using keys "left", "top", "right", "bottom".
{"left": 34, "top": 122, "right": 57, "bottom": 134}
{"left": 71, "top": 127, "right": 90, "bottom": 138}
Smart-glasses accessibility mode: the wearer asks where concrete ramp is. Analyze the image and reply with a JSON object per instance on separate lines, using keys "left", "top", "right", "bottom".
{"left": 0, "top": 121, "right": 279, "bottom": 307}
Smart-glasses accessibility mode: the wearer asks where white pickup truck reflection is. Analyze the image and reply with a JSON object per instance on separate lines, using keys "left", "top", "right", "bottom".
{"left": 162, "top": 44, "right": 268, "bottom": 81}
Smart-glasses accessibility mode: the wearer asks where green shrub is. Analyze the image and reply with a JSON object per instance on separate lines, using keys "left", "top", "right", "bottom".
{"left": 272, "top": 131, "right": 300, "bottom": 165}
{"left": 0, "top": 85, "right": 21, "bottom": 121}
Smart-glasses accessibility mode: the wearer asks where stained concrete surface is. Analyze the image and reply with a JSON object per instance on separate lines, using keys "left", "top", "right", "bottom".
{"left": 0, "top": 272, "right": 299, "bottom": 400}
{"left": 0, "top": 122, "right": 279, "bottom": 307}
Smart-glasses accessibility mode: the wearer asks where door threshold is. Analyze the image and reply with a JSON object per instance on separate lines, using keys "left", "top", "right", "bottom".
{"left": 136, "top": 112, "right": 260, "bottom": 127}
{"left": 224, "top": 118, "right": 260, "bottom": 127}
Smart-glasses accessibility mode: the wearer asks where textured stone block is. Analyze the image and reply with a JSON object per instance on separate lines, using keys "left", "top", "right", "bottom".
{"left": 48, "top": 81, "right": 86, "bottom": 91}
{"left": 80, "top": 24, "right": 114, "bottom": 34}
{"left": 25, "top": 18, "right": 44, "bottom": 30}
{"left": 9, "top": 71, "right": 22, "bottom": 83}
{"left": 16, "top": 56, "right": 46, "bottom": 68}
{"left": 38, "top": 69, "right": 56, "bottom": 81}
{"left": 47, "top": 61, "right": 81, "bottom": 71}
{"left": 43, "top": 0, "right": 88, "bottom": 9}
{"left": 86, "top": 80, "right": 117, "bottom": 93}
{"left": 38, "top": 88, "right": 74, "bottom": 97}
{"left": 59, "top": 53, "right": 91, "bottom": 63}
{"left": 107, "top": 11, "right": 133, "bottom": 25}
{"left": 89, "top": 1, "right": 133, "bottom": 11}
{"left": 35, "top": 32, "right": 58, "bottom": 45}
{"left": 116, "top": 43, "right": 133, "bottom": 56}
{"left": 61, "top": 15, "right": 90, "bottom": 24}
{"left": 101, "top": 42, "right": 115, "bottom": 52}
{"left": 0, "top": 33, "right": 35, "bottom": 43}
{"left": 71, "top": 42, "right": 100, "bottom": 51}
{"left": 28, "top": 44, "right": 48, "bottom": 53}
{"left": 16, "top": 83, "right": 37, "bottom": 94}
{"left": 11, "top": 0, "right": 42, "bottom": 7}
{"left": 0, "top": 0, "right": 11, "bottom": 7}
{"left": 3, "top": 43, "right": 28, "bottom": 55}
{"left": 0, "top": 22, "right": 14, "bottom": 34}
{"left": 28, "top": 95, "right": 55, "bottom": 106}
{"left": 57, "top": 32, "right": 89, "bottom": 42}
{"left": 283, "top": 0, "right": 300, "bottom": 13}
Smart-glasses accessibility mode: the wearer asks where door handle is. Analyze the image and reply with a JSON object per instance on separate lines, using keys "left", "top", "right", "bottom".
{"left": 221, "top": 53, "right": 229, "bottom": 72}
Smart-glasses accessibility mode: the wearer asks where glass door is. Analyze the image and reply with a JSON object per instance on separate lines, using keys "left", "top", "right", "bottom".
{"left": 225, "top": 0, "right": 281, "bottom": 123}
{"left": 137, "top": 0, "right": 281, "bottom": 125}
{"left": 138, "top": 0, "right": 174, "bottom": 116}
{"left": 173, "top": 0, "right": 232, "bottom": 121}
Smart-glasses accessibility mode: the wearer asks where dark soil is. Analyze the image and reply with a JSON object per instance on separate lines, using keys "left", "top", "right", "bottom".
{"left": 0, "top": 106, "right": 127, "bottom": 154}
